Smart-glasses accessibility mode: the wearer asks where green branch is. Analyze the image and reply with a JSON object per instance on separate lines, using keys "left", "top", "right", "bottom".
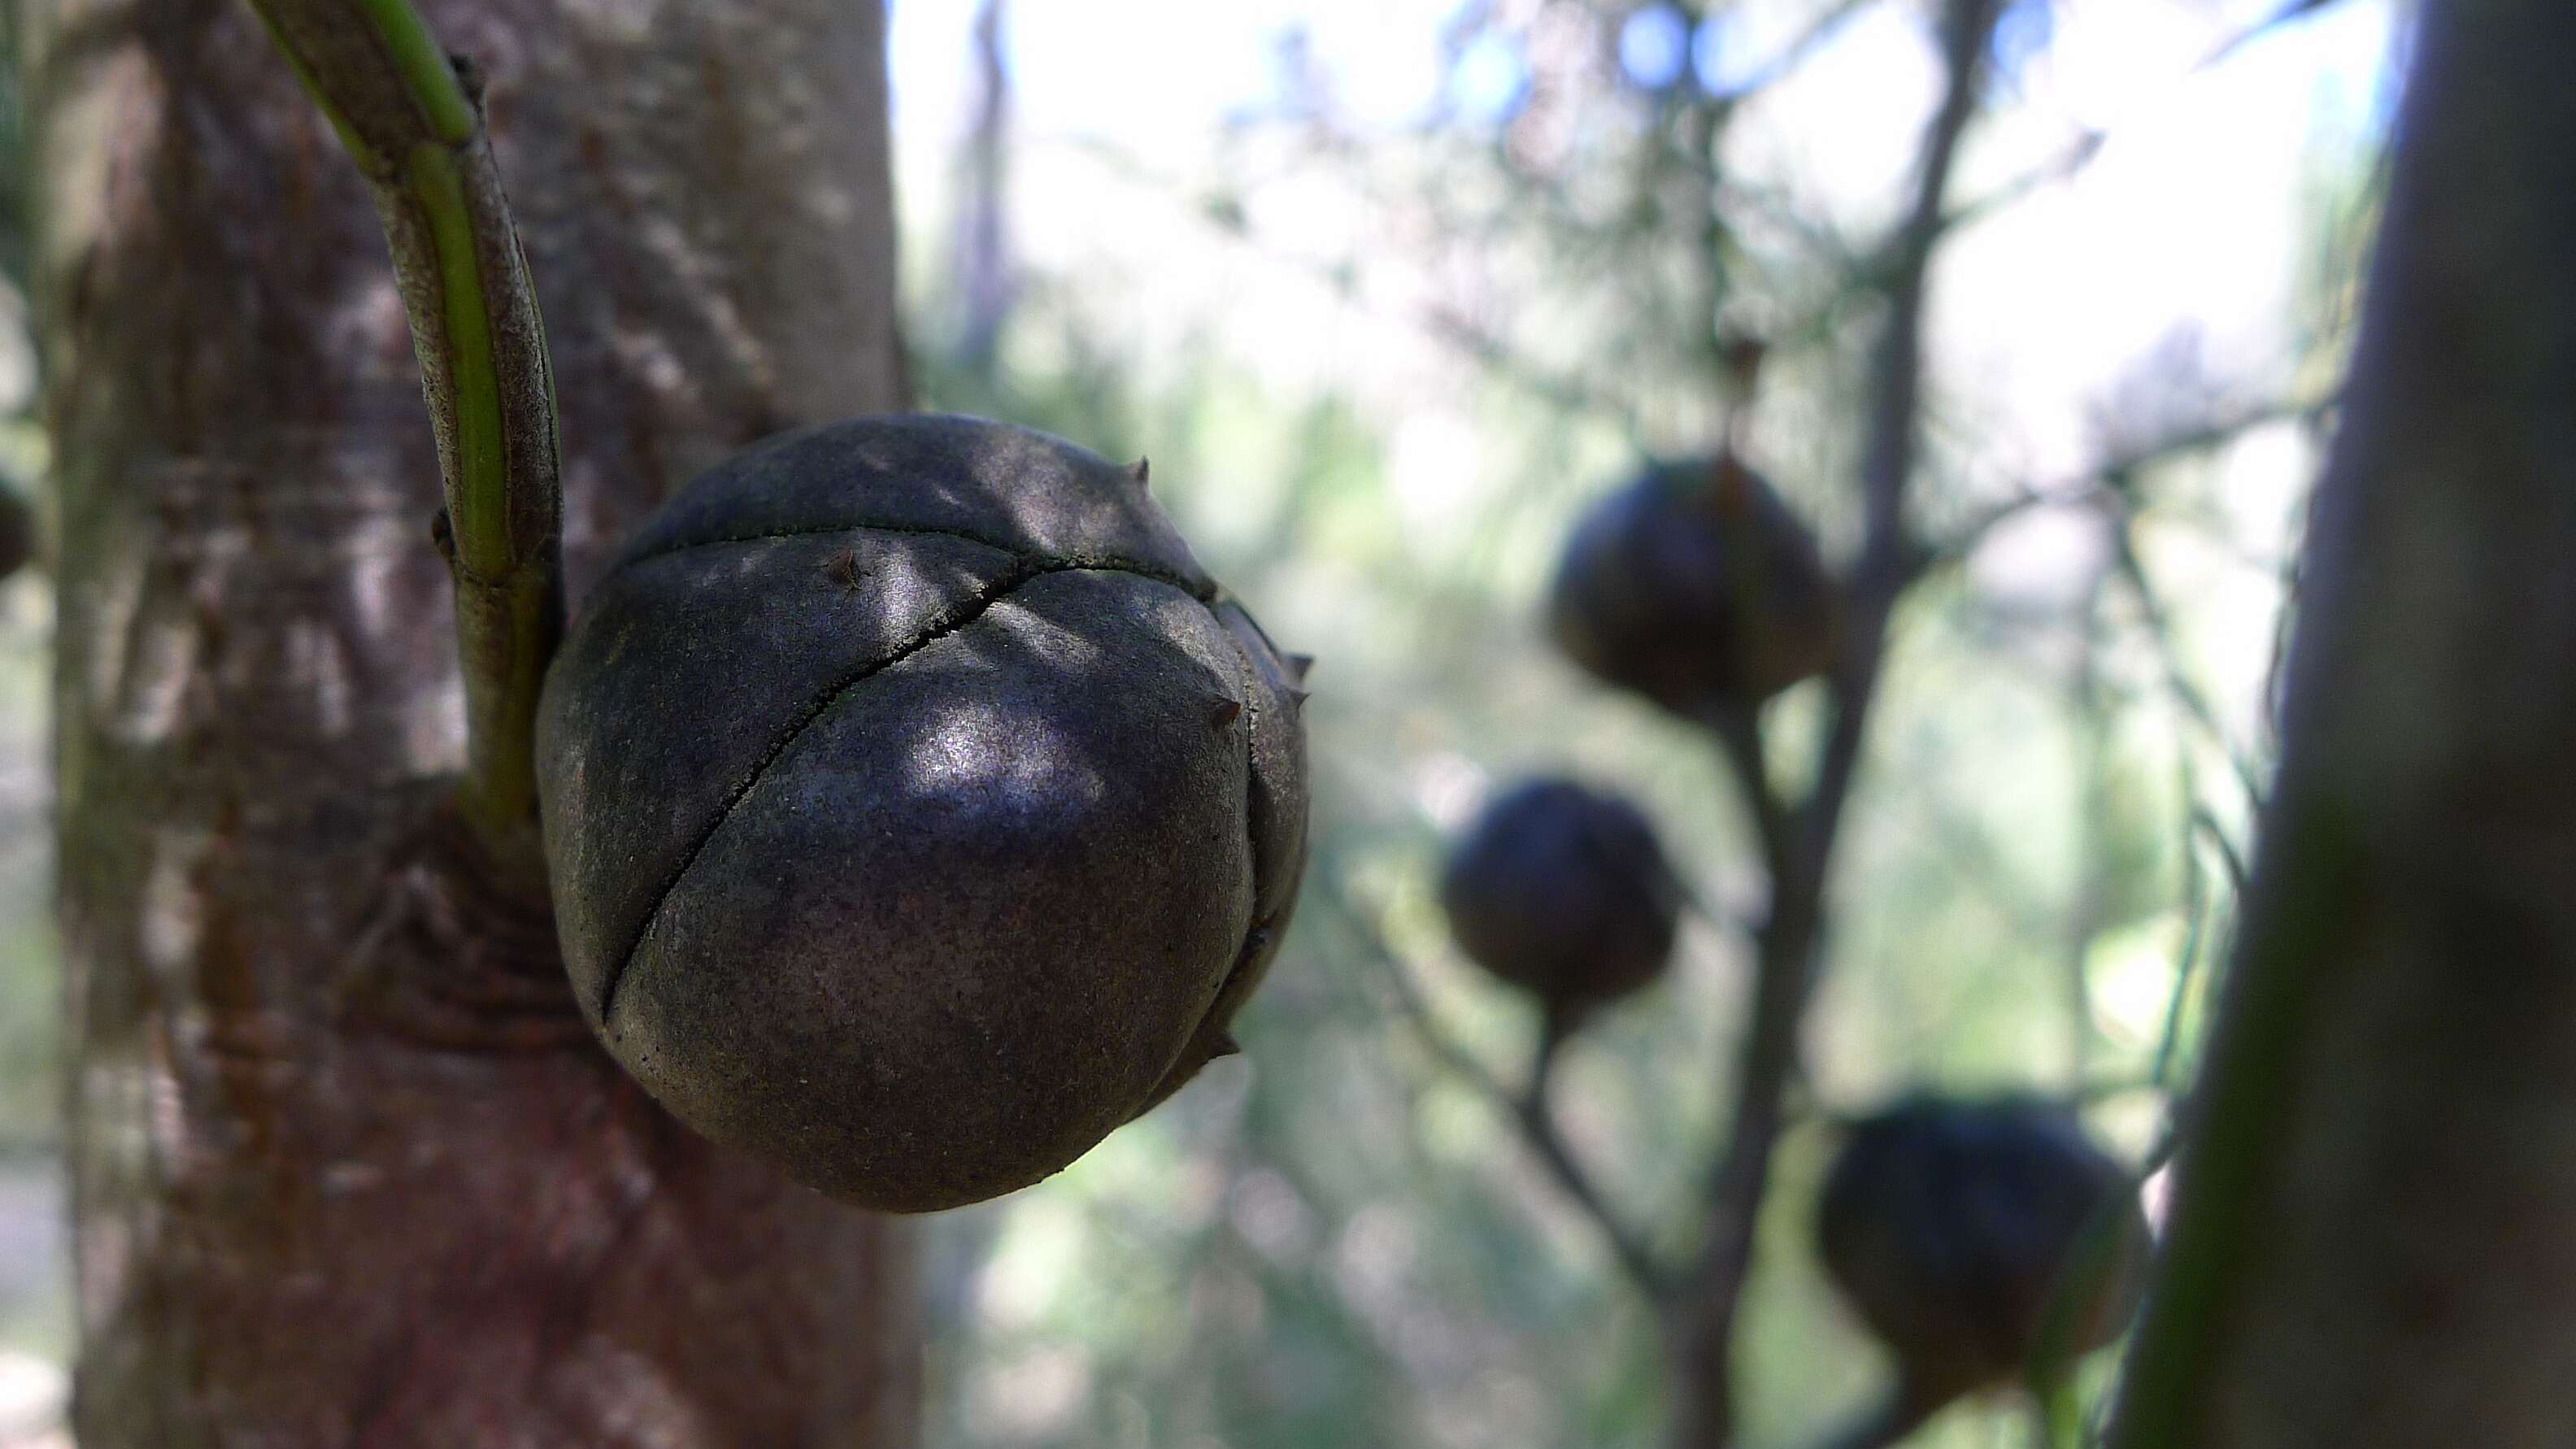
{"left": 250, "top": 0, "right": 564, "bottom": 868}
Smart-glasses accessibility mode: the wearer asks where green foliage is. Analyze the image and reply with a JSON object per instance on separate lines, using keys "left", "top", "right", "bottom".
{"left": 894, "top": 2, "right": 2390, "bottom": 1442}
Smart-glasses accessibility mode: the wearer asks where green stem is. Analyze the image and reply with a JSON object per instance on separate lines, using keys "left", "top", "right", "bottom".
{"left": 250, "top": 0, "right": 564, "bottom": 868}
{"left": 353, "top": 0, "right": 477, "bottom": 142}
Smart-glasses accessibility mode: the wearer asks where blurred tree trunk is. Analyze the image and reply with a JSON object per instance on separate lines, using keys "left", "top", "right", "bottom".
{"left": 955, "top": 0, "right": 1015, "bottom": 376}
{"left": 2110, "top": 2, "right": 2576, "bottom": 1444}
{"left": 26, "top": 0, "right": 916, "bottom": 1442}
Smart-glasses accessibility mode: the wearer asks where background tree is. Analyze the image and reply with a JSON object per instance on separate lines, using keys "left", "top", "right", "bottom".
{"left": 2113, "top": 2, "right": 2576, "bottom": 1442}
{"left": 28, "top": 0, "right": 914, "bottom": 1442}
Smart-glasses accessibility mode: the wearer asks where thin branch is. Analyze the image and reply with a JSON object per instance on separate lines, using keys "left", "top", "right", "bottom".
{"left": 2151, "top": 831, "right": 2214, "bottom": 1092}
{"left": 2061, "top": 572, "right": 2117, "bottom": 1086}
{"left": 2109, "top": 524, "right": 2267, "bottom": 813}
{"left": 1717, "top": 173, "right": 1865, "bottom": 272}
{"left": 1943, "top": 129, "right": 2106, "bottom": 235}
{"left": 2190, "top": 807, "right": 2249, "bottom": 896}
{"left": 1702, "top": 0, "right": 1885, "bottom": 107}
{"left": 2134, "top": 786, "right": 2243, "bottom": 1183}
{"left": 1418, "top": 303, "right": 1643, "bottom": 419}
{"left": 1327, "top": 885, "right": 1676, "bottom": 1304}
{"left": 251, "top": 0, "right": 564, "bottom": 868}
{"left": 1921, "top": 389, "right": 2324, "bottom": 838}
{"left": 1704, "top": 704, "right": 1791, "bottom": 882}
{"left": 1799, "top": 0, "right": 2004, "bottom": 850}
{"left": 2197, "top": 0, "right": 2353, "bottom": 71}
{"left": 1667, "top": 5, "right": 2008, "bottom": 1447}
{"left": 1925, "top": 394, "right": 2332, "bottom": 585}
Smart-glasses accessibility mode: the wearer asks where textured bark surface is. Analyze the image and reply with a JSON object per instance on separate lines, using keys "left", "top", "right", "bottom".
{"left": 28, "top": 0, "right": 916, "bottom": 1442}
{"left": 2109, "top": 2, "right": 2576, "bottom": 1444}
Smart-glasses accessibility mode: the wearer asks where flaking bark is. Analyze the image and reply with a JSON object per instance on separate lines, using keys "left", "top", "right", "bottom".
{"left": 29, "top": 0, "right": 915, "bottom": 1442}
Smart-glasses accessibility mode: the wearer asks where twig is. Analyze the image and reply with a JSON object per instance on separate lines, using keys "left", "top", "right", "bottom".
{"left": 251, "top": 0, "right": 564, "bottom": 870}
{"left": 1704, "top": 704, "right": 1791, "bottom": 882}
{"left": 1716, "top": 173, "right": 1866, "bottom": 272}
{"left": 2129, "top": 805, "right": 2247, "bottom": 1186}
{"left": 1665, "top": 5, "right": 2008, "bottom": 1447}
{"left": 2190, "top": 807, "right": 2250, "bottom": 897}
{"left": 2152, "top": 833, "right": 2214, "bottom": 1093}
{"left": 2109, "top": 524, "right": 2267, "bottom": 813}
{"left": 1943, "top": 130, "right": 2106, "bottom": 234}
{"left": 2061, "top": 570, "right": 2117, "bottom": 1085}
{"left": 1674, "top": 3, "right": 1886, "bottom": 386}
{"left": 1419, "top": 304, "right": 1643, "bottom": 419}
{"left": 1924, "top": 394, "right": 2333, "bottom": 569}
{"left": 1702, "top": 0, "right": 1886, "bottom": 107}
{"left": 2197, "top": 0, "right": 2353, "bottom": 71}
{"left": 1325, "top": 883, "right": 1676, "bottom": 1304}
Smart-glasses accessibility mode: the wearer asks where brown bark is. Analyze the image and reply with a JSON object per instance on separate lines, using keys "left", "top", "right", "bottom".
{"left": 28, "top": 0, "right": 916, "bottom": 1442}
{"left": 2108, "top": 2, "right": 2576, "bottom": 1444}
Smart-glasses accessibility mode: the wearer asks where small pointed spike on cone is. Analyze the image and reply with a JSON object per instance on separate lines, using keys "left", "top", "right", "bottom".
{"left": 447, "top": 52, "right": 488, "bottom": 106}
{"left": 1210, "top": 1034, "right": 1242, "bottom": 1060}
{"left": 1129, "top": 456, "right": 1151, "bottom": 487}
{"left": 1285, "top": 653, "right": 1316, "bottom": 682}
{"left": 1209, "top": 697, "right": 1244, "bottom": 728}
{"left": 1286, "top": 688, "right": 1312, "bottom": 711}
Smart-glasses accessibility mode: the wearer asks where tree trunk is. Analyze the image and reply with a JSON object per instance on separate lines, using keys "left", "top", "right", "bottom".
{"left": 28, "top": 0, "right": 917, "bottom": 1442}
{"left": 954, "top": 0, "right": 1014, "bottom": 376}
{"left": 2108, "top": 2, "right": 2576, "bottom": 1444}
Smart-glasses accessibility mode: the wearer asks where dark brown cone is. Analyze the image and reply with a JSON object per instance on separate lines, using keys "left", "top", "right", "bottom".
{"left": 1817, "top": 1094, "right": 2152, "bottom": 1408}
{"left": 1438, "top": 778, "right": 1680, "bottom": 1021}
{"left": 1548, "top": 455, "right": 1838, "bottom": 715}
{"left": 537, "top": 414, "right": 1309, "bottom": 1213}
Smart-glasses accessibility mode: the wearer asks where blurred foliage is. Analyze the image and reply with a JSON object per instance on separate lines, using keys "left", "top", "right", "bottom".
{"left": 0, "top": 0, "right": 2393, "bottom": 1446}
{"left": 903, "top": 2, "right": 2387, "bottom": 1447}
